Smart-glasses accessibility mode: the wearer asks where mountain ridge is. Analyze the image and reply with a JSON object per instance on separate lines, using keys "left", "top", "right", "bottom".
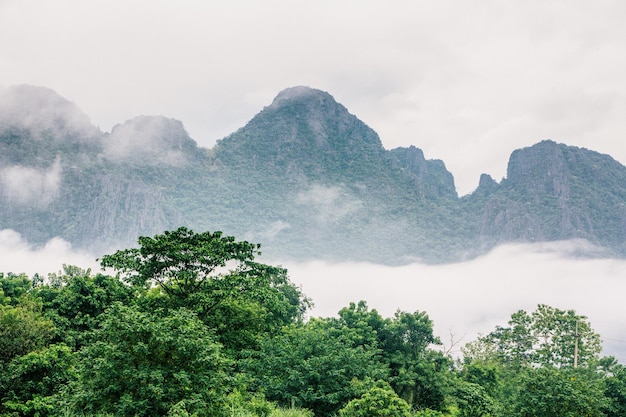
{"left": 1, "top": 84, "right": 625, "bottom": 264}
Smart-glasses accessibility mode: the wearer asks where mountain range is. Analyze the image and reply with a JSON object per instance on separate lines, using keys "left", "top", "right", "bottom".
{"left": 1, "top": 84, "right": 625, "bottom": 264}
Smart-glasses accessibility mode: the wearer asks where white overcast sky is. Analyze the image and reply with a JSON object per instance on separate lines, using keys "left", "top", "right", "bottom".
{"left": 1, "top": 0, "right": 626, "bottom": 195}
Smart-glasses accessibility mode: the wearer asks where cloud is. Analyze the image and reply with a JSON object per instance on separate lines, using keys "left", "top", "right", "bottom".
{"left": 0, "top": 229, "right": 98, "bottom": 276}
{"left": 279, "top": 240, "right": 626, "bottom": 360}
{"left": 0, "top": 85, "right": 99, "bottom": 140}
{"left": 262, "top": 220, "right": 291, "bottom": 241}
{"left": 296, "top": 184, "right": 362, "bottom": 225}
{"left": 0, "top": 157, "right": 62, "bottom": 207}
{"left": 102, "top": 116, "right": 193, "bottom": 166}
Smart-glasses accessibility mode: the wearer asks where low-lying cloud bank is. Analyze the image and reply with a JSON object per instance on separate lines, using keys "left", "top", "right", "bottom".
{"left": 1, "top": 229, "right": 624, "bottom": 361}
{"left": 280, "top": 241, "right": 626, "bottom": 361}
{"left": 0, "top": 157, "right": 62, "bottom": 207}
{"left": 0, "top": 229, "right": 99, "bottom": 276}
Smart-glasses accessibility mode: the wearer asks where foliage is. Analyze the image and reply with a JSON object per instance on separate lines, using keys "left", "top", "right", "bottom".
{"left": 459, "top": 305, "right": 611, "bottom": 417}
{"left": 598, "top": 357, "right": 626, "bottom": 417}
{"left": 380, "top": 310, "right": 449, "bottom": 411}
{"left": 100, "top": 227, "right": 309, "bottom": 353}
{"left": 35, "top": 265, "right": 134, "bottom": 349}
{"left": 244, "top": 318, "right": 388, "bottom": 416}
{"left": 452, "top": 381, "right": 495, "bottom": 417}
{"left": 463, "top": 304, "right": 601, "bottom": 369}
{"left": 270, "top": 409, "right": 313, "bottom": 417}
{"left": 100, "top": 227, "right": 263, "bottom": 296}
{"left": 338, "top": 380, "right": 412, "bottom": 417}
{"left": 1, "top": 226, "right": 625, "bottom": 417}
{"left": 0, "top": 273, "right": 33, "bottom": 305}
{"left": 0, "top": 344, "right": 74, "bottom": 417}
{"left": 69, "top": 303, "right": 230, "bottom": 417}
{"left": 0, "top": 300, "right": 55, "bottom": 364}
{"left": 332, "top": 301, "right": 450, "bottom": 411}
{"left": 413, "top": 410, "right": 446, "bottom": 417}
{"left": 508, "top": 366, "right": 607, "bottom": 417}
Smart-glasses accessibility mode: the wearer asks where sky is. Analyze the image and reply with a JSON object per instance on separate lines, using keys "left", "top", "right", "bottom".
{"left": 1, "top": 0, "right": 625, "bottom": 195}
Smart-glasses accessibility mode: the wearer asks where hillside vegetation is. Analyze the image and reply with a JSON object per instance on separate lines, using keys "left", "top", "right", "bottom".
{"left": 1, "top": 85, "right": 625, "bottom": 264}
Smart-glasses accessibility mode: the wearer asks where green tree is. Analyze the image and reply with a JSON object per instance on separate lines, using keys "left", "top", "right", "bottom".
{"left": 330, "top": 302, "right": 450, "bottom": 411}
{"left": 100, "top": 227, "right": 309, "bottom": 353}
{"left": 336, "top": 301, "right": 387, "bottom": 348}
{"left": 453, "top": 380, "right": 495, "bottom": 417}
{"left": 0, "top": 343, "right": 74, "bottom": 417}
{"left": 464, "top": 304, "right": 601, "bottom": 369}
{"left": 338, "top": 380, "right": 412, "bottom": 417}
{"left": 380, "top": 310, "right": 448, "bottom": 411}
{"left": 0, "top": 300, "right": 55, "bottom": 364}
{"left": 0, "top": 272, "right": 33, "bottom": 305}
{"left": 245, "top": 318, "right": 388, "bottom": 416}
{"left": 531, "top": 304, "right": 601, "bottom": 367}
{"left": 69, "top": 303, "right": 230, "bottom": 417}
{"left": 460, "top": 305, "right": 609, "bottom": 417}
{"left": 100, "top": 227, "right": 270, "bottom": 304}
{"left": 598, "top": 356, "right": 626, "bottom": 417}
{"left": 509, "top": 366, "right": 607, "bottom": 417}
{"left": 35, "top": 265, "right": 133, "bottom": 349}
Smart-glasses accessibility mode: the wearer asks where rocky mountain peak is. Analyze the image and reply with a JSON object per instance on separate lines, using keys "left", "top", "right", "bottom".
{"left": 263, "top": 86, "right": 357, "bottom": 130}
{"left": 216, "top": 87, "right": 386, "bottom": 181}
{"left": 388, "top": 146, "right": 457, "bottom": 199}
{"left": 507, "top": 140, "right": 566, "bottom": 187}
{"left": 269, "top": 86, "right": 331, "bottom": 108}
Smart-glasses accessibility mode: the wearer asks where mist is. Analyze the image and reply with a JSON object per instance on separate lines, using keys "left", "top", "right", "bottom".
{"left": 279, "top": 241, "right": 626, "bottom": 361}
{"left": 1, "top": 229, "right": 625, "bottom": 361}
{"left": 103, "top": 116, "right": 191, "bottom": 166}
{"left": 296, "top": 184, "right": 363, "bottom": 225}
{"left": 0, "top": 85, "right": 99, "bottom": 140}
{"left": 0, "top": 229, "right": 99, "bottom": 276}
{"left": 0, "top": 157, "right": 62, "bottom": 207}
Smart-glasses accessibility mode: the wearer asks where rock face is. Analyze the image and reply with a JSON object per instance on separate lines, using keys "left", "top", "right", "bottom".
{"left": 388, "top": 146, "right": 457, "bottom": 200}
{"left": 1, "top": 85, "right": 625, "bottom": 263}
{"left": 470, "top": 140, "right": 626, "bottom": 255}
{"left": 215, "top": 86, "right": 390, "bottom": 186}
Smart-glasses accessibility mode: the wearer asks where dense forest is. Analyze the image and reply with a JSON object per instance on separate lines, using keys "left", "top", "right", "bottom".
{"left": 1, "top": 227, "right": 625, "bottom": 417}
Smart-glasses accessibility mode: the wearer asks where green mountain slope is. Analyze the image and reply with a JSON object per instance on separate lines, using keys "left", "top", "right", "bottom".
{"left": 1, "top": 85, "right": 625, "bottom": 263}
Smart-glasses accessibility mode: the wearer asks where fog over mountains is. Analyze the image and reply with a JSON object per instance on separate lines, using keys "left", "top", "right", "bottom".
{"left": 1, "top": 84, "right": 625, "bottom": 264}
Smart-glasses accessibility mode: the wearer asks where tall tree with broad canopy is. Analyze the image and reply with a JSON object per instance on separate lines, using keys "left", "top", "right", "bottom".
{"left": 99, "top": 227, "right": 309, "bottom": 352}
